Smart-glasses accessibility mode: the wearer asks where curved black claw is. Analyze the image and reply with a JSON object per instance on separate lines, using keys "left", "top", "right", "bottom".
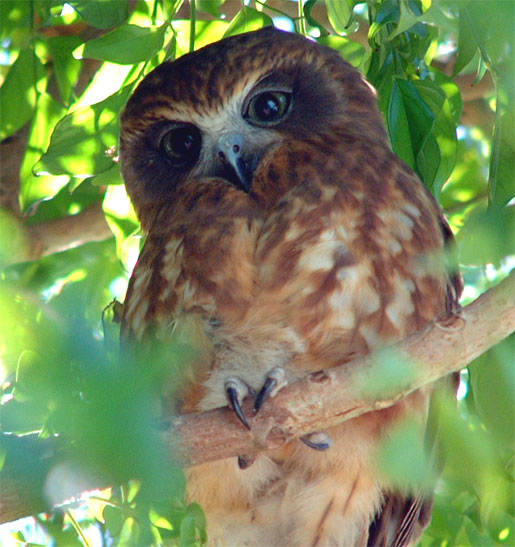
{"left": 227, "top": 385, "right": 251, "bottom": 430}
{"left": 300, "top": 432, "right": 333, "bottom": 451}
{"left": 254, "top": 377, "right": 277, "bottom": 413}
{"left": 254, "top": 367, "right": 288, "bottom": 414}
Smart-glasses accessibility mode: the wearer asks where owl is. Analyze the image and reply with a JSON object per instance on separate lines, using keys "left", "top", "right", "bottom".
{"left": 119, "top": 27, "right": 461, "bottom": 546}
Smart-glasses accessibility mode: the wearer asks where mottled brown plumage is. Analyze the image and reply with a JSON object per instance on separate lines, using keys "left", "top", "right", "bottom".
{"left": 120, "top": 27, "right": 461, "bottom": 546}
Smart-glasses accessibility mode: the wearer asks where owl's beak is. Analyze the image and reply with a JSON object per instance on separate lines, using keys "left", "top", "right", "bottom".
{"left": 217, "top": 133, "right": 258, "bottom": 193}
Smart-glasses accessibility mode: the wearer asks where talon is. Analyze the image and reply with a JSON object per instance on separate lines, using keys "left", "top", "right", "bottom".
{"left": 225, "top": 378, "right": 252, "bottom": 430}
{"left": 254, "top": 366, "right": 288, "bottom": 413}
{"left": 301, "top": 432, "right": 333, "bottom": 451}
{"left": 238, "top": 454, "right": 256, "bottom": 469}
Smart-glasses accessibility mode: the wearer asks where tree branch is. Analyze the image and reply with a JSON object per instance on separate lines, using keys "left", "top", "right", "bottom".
{"left": 166, "top": 273, "right": 515, "bottom": 465}
{"left": 0, "top": 274, "right": 513, "bottom": 524}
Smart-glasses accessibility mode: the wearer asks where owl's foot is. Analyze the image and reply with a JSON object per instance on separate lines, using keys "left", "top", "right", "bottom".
{"left": 300, "top": 431, "right": 333, "bottom": 451}
{"left": 224, "top": 367, "right": 288, "bottom": 430}
{"left": 225, "top": 377, "right": 255, "bottom": 430}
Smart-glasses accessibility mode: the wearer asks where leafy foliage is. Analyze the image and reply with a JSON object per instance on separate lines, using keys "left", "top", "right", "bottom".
{"left": 0, "top": 1, "right": 513, "bottom": 545}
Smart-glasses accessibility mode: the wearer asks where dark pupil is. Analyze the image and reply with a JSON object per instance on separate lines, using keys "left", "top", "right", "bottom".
{"left": 169, "top": 128, "right": 196, "bottom": 159}
{"left": 255, "top": 93, "right": 281, "bottom": 121}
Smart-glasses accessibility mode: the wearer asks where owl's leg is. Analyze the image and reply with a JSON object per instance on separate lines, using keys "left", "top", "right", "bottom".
{"left": 253, "top": 367, "right": 332, "bottom": 451}
{"left": 226, "top": 368, "right": 332, "bottom": 453}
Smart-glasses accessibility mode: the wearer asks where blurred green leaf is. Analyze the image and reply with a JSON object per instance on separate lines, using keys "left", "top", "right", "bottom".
{"left": 377, "top": 418, "right": 433, "bottom": 491}
{"left": 457, "top": 207, "right": 515, "bottom": 266}
{"left": 317, "top": 35, "right": 366, "bottom": 67}
{"left": 469, "top": 335, "right": 515, "bottom": 451}
{"left": 34, "top": 86, "right": 132, "bottom": 178}
{"left": 75, "top": 24, "right": 166, "bottom": 64}
{"left": 68, "top": 0, "right": 129, "bottom": 29}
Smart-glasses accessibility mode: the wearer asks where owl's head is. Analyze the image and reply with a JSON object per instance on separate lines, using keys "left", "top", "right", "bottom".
{"left": 120, "top": 27, "right": 387, "bottom": 229}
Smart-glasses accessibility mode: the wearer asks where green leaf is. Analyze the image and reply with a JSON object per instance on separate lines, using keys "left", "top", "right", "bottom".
{"left": 413, "top": 79, "right": 458, "bottom": 196}
{"left": 388, "top": 78, "right": 435, "bottom": 172}
{"left": 223, "top": 7, "right": 273, "bottom": 38}
{"left": 454, "top": 4, "right": 478, "bottom": 76}
{"left": 196, "top": 0, "right": 223, "bottom": 18}
{"left": 34, "top": 86, "right": 132, "bottom": 178}
{"left": 317, "top": 36, "right": 365, "bottom": 68}
{"left": 369, "top": 0, "right": 401, "bottom": 42}
{"left": 45, "top": 35, "right": 83, "bottom": 104}
{"left": 74, "top": 24, "right": 165, "bottom": 64}
{"left": 0, "top": 47, "right": 45, "bottom": 140}
{"left": 325, "top": 0, "right": 358, "bottom": 34}
{"left": 68, "top": 0, "right": 129, "bottom": 29}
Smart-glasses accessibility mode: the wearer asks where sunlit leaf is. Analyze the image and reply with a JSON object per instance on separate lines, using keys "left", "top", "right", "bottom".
{"left": 317, "top": 36, "right": 365, "bottom": 68}
{"left": 20, "top": 92, "right": 69, "bottom": 209}
{"left": 74, "top": 24, "right": 166, "bottom": 64}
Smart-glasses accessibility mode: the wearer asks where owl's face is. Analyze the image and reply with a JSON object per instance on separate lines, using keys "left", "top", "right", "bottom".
{"left": 120, "top": 27, "right": 387, "bottom": 229}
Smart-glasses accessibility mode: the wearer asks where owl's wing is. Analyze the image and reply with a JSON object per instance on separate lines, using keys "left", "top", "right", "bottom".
{"left": 367, "top": 494, "right": 433, "bottom": 547}
{"left": 368, "top": 236, "right": 462, "bottom": 547}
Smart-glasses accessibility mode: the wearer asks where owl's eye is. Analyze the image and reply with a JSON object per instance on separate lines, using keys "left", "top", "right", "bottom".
{"left": 160, "top": 124, "right": 201, "bottom": 166}
{"left": 244, "top": 91, "right": 292, "bottom": 127}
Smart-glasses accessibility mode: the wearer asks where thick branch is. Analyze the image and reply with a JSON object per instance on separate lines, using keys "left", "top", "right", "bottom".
{"left": 166, "top": 273, "right": 515, "bottom": 465}
{"left": 0, "top": 274, "right": 513, "bottom": 524}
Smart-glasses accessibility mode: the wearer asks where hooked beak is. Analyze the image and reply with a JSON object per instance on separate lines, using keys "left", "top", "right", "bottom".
{"left": 217, "top": 133, "right": 258, "bottom": 193}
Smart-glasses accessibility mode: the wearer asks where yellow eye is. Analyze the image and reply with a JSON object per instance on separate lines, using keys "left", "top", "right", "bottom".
{"left": 244, "top": 91, "right": 292, "bottom": 127}
{"left": 160, "top": 124, "right": 201, "bottom": 166}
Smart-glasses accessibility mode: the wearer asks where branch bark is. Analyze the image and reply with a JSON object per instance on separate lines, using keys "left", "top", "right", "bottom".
{"left": 0, "top": 274, "right": 513, "bottom": 524}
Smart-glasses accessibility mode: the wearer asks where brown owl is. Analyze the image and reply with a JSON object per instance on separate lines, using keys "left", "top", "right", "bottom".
{"left": 119, "top": 27, "right": 461, "bottom": 546}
